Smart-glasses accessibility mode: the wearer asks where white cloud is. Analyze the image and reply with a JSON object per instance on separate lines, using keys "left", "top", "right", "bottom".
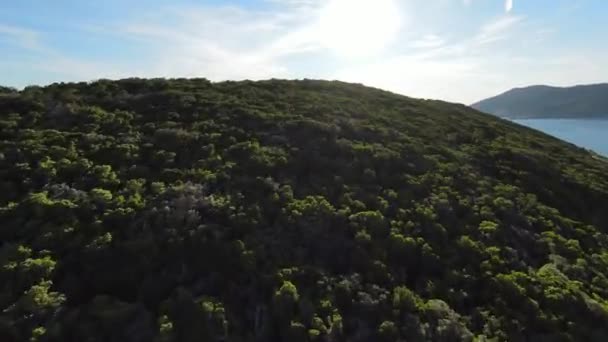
{"left": 2, "top": 3, "right": 327, "bottom": 86}
{"left": 505, "top": 0, "right": 514, "bottom": 13}
{"left": 333, "top": 54, "right": 483, "bottom": 103}
{"left": 111, "top": 3, "right": 323, "bottom": 81}
{"left": 331, "top": 14, "right": 530, "bottom": 103}
{"left": 463, "top": 0, "right": 514, "bottom": 14}
{"left": 410, "top": 34, "right": 445, "bottom": 49}
{"left": 3, "top": 0, "right": 607, "bottom": 105}
{"left": 0, "top": 24, "right": 44, "bottom": 51}
{"left": 474, "top": 15, "right": 523, "bottom": 45}
{"left": 0, "top": 24, "right": 131, "bottom": 85}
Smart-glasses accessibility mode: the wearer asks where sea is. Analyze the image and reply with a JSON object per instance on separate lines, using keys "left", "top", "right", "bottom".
{"left": 513, "top": 119, "right": 608, "bottom": 157}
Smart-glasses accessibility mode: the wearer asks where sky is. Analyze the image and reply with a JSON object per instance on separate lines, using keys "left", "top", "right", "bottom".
{"left": 1, "top": 0, "right": 607, "bottom": 104}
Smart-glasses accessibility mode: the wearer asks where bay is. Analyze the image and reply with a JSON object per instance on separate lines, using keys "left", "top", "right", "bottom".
{"left": 514, "top": 118, "right": 608, "bottom": 157}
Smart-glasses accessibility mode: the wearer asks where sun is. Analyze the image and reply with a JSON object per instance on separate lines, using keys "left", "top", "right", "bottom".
{"left": 318, "top": 0, "right": 402, "bottom": 58}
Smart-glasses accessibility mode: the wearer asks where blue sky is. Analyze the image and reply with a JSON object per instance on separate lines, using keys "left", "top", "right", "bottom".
{"left": 1, "top": 0, "right": 606, "bottom": 103}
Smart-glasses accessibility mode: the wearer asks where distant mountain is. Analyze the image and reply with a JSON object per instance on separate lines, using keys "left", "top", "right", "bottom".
{"left": 472, "top": 83, "right": 608, "bottom": 119}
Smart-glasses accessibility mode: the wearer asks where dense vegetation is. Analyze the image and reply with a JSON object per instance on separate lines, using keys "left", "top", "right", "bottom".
{"left": 1, "top": 78, "right": 608, "bottom": 341}
{"left": 472, "top": 83, "right": 608, "bottom": 119}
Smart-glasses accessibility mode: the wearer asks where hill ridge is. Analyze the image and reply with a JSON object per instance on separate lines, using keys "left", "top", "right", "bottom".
{"left": 472, "top": 83, "right": 608, "bottom": 119}
{"left": 1, "top": 78, "right": 608, "bottom": 341}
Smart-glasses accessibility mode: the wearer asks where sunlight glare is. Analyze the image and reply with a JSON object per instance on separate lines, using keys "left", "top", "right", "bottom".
{"left": 318, "top": 0, "right": 402, "bottom": 58}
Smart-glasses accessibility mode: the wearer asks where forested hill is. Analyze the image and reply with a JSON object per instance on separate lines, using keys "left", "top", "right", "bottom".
{"left": 471, "top": 83, "right": 608, "bottom": 119}
{"left": 2, "top": 78, "right": 608, "bottom": 342}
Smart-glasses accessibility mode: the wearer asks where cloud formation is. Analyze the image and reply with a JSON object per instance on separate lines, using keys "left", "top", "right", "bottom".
{"left": 410, "top": 34, "right": 445, "bottom": 49}
{"left": 505, "top": 0, "right": 514, "bottom": 13}
{"left": 115, "top": 4, "right": 316, "bottom": 80}
{"left": 2, "top": 0, "right": 607, "bottom": 104}
{"left": 475, "top": 15, "right": 523, "bottom": 45}
{"left": 0, "top": 24, "right": 43, "bottom": 51}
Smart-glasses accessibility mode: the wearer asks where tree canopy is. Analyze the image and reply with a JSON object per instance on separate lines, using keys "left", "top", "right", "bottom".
{"left": 1, "top": 78, "right": 608, "bottom": 341}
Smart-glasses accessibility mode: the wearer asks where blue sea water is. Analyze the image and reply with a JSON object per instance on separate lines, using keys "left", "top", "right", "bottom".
{"left": 514, "top": 119, "right": 608, "bottom": 157}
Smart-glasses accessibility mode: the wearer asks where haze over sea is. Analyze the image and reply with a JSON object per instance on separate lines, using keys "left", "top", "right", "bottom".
{"left": 514, "top": 118, "right": 608, "bottom": 156}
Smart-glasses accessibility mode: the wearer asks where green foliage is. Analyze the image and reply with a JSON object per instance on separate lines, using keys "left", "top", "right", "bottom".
{"left": 30, "top": 326, "right": 46, "bottom": 342}
{"left": 90, "top": 187, "right": 113, "bottom": 203}
{"left": 392, "top": 286, "right": 422, "bottom": 312}
{"left": 276, "top": 280, "right": 300, "bottom": 303}
{"left": 378, "top": 320, "right": 399, "bottom": 341}
{"left": 1, "top": 78, "right": 608, "bottom": 341}
{"left": 479, "top": 220, "right": 498, "bottom": 234}
{"left": 14, "top": 280, "right": 66, "bottom": 315}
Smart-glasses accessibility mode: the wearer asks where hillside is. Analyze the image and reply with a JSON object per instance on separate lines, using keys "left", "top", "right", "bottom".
{"left": 471, "top": 83, "right": 608, "bottom": 119}
{"left": 1, "top": 78, "right": 608, "bottom": 341}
